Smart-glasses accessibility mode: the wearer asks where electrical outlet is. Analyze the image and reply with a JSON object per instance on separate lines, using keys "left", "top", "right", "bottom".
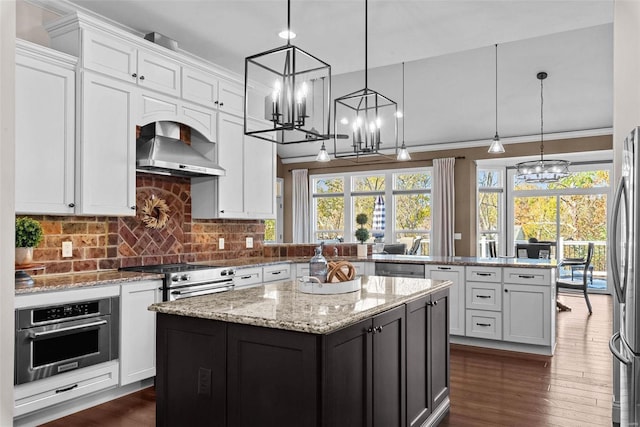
{"left": 219, "top": 238, "right": 225, "bottom": 250}
{"left": 62, "top": 241, "right": 73, "bottom": 258}
{"left": 246, "top": 237, "right": 253, "bottom": 249}
{"left": 454, "top": 233, "right": 462, "bottom": 240}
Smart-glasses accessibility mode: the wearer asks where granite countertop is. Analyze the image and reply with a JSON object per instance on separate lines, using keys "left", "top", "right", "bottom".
{"left": 15, "top": 271, "right": 164, "bottom": 295}
{"left": 149, "top": 275, "right": 451, "bottom": 334}
{"left": 370, "top": 254, "right": 557, "bottom": 269}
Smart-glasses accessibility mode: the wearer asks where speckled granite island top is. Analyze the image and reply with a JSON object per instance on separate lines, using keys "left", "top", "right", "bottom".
{"left": 149, "top": 275, "right": 451, "bottom": 334}
{"left": 371, "top": 254, "right": 557, "bottom": 269}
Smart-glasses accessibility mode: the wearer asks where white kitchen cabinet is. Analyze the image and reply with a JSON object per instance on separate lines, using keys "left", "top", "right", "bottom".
{"left": 502, "top": 268, "right": 554, "bottom": 347}
{"left": 217, "top": 80, "right": 245, "bottom": 117}
{"left": 191, "top": 114, "right": 275, "bottom": 219}
{"left": 78, "top": 71, "right": 137, "bottom": 215}
{"left": 262, "top": 263, "right": 291, "bottom": 283}
{"left": 119, "top": 280, "right": 161, "bottom": 386}
{"left": 234, "top": 266, "right": 263, "bottom": 290}
{"left": 15, "top": 41, "right": 76, "bottom": 215}
{"left": 425, "top": 265, "right": 465, "bottom": 336}
{"left": 182, "top": 67, "right": 244, "bottom": 117}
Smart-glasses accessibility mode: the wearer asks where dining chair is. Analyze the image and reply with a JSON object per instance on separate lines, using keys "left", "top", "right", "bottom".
{"left": 556, "top": 242, "right": 595, "bottom": 314}
{"left": 488, "top": 241, "right": 497, "bottom": 258}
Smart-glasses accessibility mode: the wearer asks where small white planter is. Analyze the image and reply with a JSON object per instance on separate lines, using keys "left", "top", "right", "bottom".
{"left": 357, "top": 244, "right": 368, "bottom": 257}
{"left": 15, "top": 247, "right": 33, "bottom": 265}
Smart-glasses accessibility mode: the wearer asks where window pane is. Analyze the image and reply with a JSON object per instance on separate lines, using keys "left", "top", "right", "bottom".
{"left": 315, "top": 197, "right": 344, "bottom": 239}
{"left": 395, "top": 232, "right": 430, "bottom": 255}
{"left": 353, "top": 196, "right": 377, "bottom": 241}
{"left": 264, "top": 219, "right": 276, "bottom": 242}
{"left": 478, "top": 170, "right": 502, "bottom": 188}
{"left": 314, "top": 177, "right": 343, "bottom": 194}
{"left": 478, "top": 192, "right": 499, "bottom": 232}
{"left": 395, "top": 194, "right": 431, "bottom": 231}
{"left": 352, "top": 175, "right": 385, "bottom": 192}
{"left": 394, "top": 172, "right": 431, "bottom": 190}
{"left": 514, "top": 170, "right": 610, "bottom": 191}
{"left": 513, "top": 196, "right": 557, "bottom": 242}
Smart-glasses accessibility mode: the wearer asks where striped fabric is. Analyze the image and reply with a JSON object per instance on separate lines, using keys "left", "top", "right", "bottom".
{"left": 372, "top": 195, "right": 385, "bottom": 237}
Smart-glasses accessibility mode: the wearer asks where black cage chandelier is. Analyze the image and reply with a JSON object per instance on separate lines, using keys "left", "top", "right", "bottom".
{"left": 515, "top": 72, "right": 570, "bottom": 183}
{"left": 244, "top": 0, "right": 331, "bottom": 144}
{"left": 333, "top": 0, "right": 398, "bottom": 159}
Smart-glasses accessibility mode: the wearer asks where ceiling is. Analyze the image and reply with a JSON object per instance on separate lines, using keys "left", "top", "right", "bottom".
{"left": 59, "top": 0, "right": 615, "bottom": 161}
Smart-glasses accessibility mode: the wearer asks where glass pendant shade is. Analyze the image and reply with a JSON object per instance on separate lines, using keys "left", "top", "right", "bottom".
{"left": 397, "top": 142, "right": 411, "bottom": 161}
{"left": 515, "top": 72, "right": 570, "bottom": 183}
{"left": 488, "top": 134, "right": 505, "bottom": 154}
{"left": 396, "top": 61, "right": 410, "bottom": 161}
{"left": 244, "top": 0, "right": 331, "bottom": 144}
{"left": 316, "top": 142, "right": 330, "bottom": 162}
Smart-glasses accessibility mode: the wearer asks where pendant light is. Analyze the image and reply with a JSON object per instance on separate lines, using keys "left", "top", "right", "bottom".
{"left": 244, "top": 0, "right": 331, "bottom": 144}
{"left": 396, "top": 62, "right": 411, "bottom": 161}
{"left": 315, "top": 76, "right": 330, "bottom": 162}
{"left": 488, "top": 44, "right": 505, "bottom": 154}
{"left": 333, "top": 0, "right": 398, "bottom": 159}
{"left": 515, "top": 72, "right": 570, "bottom": 183}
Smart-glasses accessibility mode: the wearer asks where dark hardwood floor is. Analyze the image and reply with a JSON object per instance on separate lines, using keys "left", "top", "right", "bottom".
{"left": 40, "top": 293, "right": 613, "bottom": 427}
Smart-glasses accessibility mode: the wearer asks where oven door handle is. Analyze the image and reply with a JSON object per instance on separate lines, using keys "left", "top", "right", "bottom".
{"left": 27, "top": 320, "right": 108, "bottom": 339}
{"left": 171, "top": 284, "right": 234, "bottom": 297}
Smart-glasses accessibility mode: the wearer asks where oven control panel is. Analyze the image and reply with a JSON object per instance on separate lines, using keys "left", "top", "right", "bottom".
{"left": 33, "top": 301, "right": 100, "bottom": 323}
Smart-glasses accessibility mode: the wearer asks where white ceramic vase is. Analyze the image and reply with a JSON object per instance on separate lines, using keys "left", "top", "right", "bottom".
{"left": 357, "top": 244, "right": 368, "bottom": 257}
{"left": 15, "top": 247, "right": 33, "bottom": 265}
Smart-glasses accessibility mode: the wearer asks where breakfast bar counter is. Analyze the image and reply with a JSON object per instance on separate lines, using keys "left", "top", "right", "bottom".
{"left": 150, "top": 276, "right": 452, "bottom": 427}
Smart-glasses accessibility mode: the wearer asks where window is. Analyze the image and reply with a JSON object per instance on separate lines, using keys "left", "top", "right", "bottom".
{"left": 477, "top": 169, "right": 504, "bottom": 256}
{"left": 311, "top": 168, "right": 431, "bottom": 253}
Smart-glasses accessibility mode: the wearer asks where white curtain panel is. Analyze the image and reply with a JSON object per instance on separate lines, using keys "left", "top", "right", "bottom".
{"left": 292, "top": 169, "right": 310, "bottom": 243}
{"left": 432, "top": 157, "right": 456, "bottom": 256}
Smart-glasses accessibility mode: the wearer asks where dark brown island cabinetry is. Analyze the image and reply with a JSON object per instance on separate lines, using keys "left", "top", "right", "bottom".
{"left": 155, "top": 289, "right": 450, "bottom": 427}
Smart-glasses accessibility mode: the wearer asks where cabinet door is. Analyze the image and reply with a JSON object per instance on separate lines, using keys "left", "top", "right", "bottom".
{"left": 406, "top": 296, "right": 431, "bottom": 427}
{"left": 82, "top": 29, "right": 137, "bottom": 83}
{"left": 79, "top": 72, "right": 136, "bottom": 215}
{"left": 324, "top": 318, "right": 371, "bottom": 427}
{"left": 426, "top": 266, "right": 464, "bottom": 336}
{"left": 218, "top": 80, "right": 244, "bottom": 117}
{"left": 120, "top": 280, "right": 161, "bottom": 386}
{"left": 136, "top": 49, "right": 181, "bottom": 96}
{"left": 503, "top": 283, "right": 552, "bottom": 346}
{"left": 182, "top": 66, "right": 219, "bottom": 109}
{"left": 244, "top": 133, "right": 275, "bottom": 218}
{"left": 372, "top": 305, "right": 406, "bottom": 427}
{"left": 429, "top": 289, "right": 450, "bottom": 410}
{"left": 15, "top": 51, "right": 75, "bottom": 214}
{"left": 216, "top": 113, "right": 246, "bottom": 217}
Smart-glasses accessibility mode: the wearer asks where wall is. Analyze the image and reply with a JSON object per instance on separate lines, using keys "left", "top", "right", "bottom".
{"left": 280, "top": 134, "right": 612, "bottom": 255}
{"left": 22, "top": 173, "right": 265, "bottom": 277}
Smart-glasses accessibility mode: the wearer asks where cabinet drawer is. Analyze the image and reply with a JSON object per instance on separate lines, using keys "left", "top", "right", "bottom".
{"left": 466, "top": 310, "right": 502, "bottom": 340}
{"left": 262, "top": 263, "right": 291, "bottom": 283}
{"left": 504, "top": 268, "right": 551, "bottom": 286}
{"left": 465, "top": 281, "right": 502, "bottom": 311}
{"left": 14, "top": 361, "right": 119, "bottom": 417}
{"left": 234, "top": 267, "right": 262, "bottom": 289}
{"left": 466, "top": 266, "right": 501, "bottom": 283}
{"left": 295, "top": 263, "right": 310, "bottom": 278}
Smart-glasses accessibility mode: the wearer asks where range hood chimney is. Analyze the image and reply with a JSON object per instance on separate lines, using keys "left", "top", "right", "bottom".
{"left": 136, "top": 122, "right": 225, "bottom": 178}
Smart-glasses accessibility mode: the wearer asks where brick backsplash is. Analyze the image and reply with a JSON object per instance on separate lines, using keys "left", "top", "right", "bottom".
{"left": 20, "top": 173, "right": 264, "bottom": 276}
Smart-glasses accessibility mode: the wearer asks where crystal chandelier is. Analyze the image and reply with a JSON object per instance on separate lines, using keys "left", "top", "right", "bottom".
{"left": 515, "top": 72, "right": 570, "bottom": 183}
{"left": 333, "top": 0, "right": 398, "bottom": 159}
{"left": 488, "top": 44, "right": 505, "bottom": 154}
{"left": 244, "top": 0, "right": 331, "bottom": 144}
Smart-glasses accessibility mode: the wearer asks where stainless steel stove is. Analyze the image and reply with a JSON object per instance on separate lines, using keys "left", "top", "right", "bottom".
{"left": 120, "top": 263, "right": 235, "bottom": 301}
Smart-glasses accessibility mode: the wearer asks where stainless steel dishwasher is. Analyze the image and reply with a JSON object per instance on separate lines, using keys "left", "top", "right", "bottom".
{"left": 374, "top": 262, "right": 425, "bottom": 278}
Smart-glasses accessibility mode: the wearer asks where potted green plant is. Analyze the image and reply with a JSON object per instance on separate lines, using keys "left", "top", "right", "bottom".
{"left": 355, "top": 213, "right": 370, "bottom": 257}
{"left": 15, "top": 217, "right": 43, "bottom": 265}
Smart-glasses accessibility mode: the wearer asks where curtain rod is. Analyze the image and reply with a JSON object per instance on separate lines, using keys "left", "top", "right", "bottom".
{"left": 288, "top": 156, "right": 465, "bottom": 172}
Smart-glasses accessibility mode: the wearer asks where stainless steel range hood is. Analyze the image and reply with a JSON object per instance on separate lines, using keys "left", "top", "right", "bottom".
{"left": 136, "top": 122, "right": 225, "bottom": 177}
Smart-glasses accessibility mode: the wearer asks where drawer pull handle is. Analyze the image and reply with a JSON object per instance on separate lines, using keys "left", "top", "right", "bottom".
{"left": 56, "top": 384, "right": 78, "bottom": 394}
{"left": 476, "top": 323, "right": 492, "bottom": 327}
{"left": 477, "top": 272, "right": 492, "bottom": 277}
{"left": 240, "top": 275, "right": 253, "bottom": 280}
{"left": 476, "top": 295, "right": 491, "bottom": 299}
{"left": 437, "top": 267, "right": 451, "bottom": 270}
{"left": 518, "top": 275, "right": 535, "bottom": 279}
{"left": 270, "top": 271, "right": 282, "bottom": 275}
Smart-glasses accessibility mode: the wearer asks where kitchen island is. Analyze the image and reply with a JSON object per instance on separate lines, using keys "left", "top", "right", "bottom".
{"left": 149, "top": 275, "right": 452, "bottom": 427}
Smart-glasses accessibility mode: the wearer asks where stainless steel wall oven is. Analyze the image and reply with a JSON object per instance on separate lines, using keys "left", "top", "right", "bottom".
{"left": 15, "top": 296, "right": 119, "bottom": 385}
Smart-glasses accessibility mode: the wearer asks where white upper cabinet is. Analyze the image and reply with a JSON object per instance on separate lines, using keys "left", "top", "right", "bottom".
{"left": 182, "top": 66, "right": 245, "bottom": 117}
{"left": 15, "top": 41, "right": 76, "bottom": 215}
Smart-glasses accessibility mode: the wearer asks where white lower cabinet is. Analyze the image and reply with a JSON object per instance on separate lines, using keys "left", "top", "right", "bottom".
{"left": 14, "top": 361, "right": 119, "bottom": 418}
{"left": 503, "top": 282, "right": 552, "bottom": 346}
{"left": 234, "top": 266, "right": 263, "bottom": 290}
{"left": 466, "top": 310, "right": 503, "bottom": 340}
{"left": 119, "top": 280, "right": 161, "bottom": 386}
{"left": 425, "top": 265, "right": 465, "bottom": 336}
{"left": 262, "top": 263, "right": 291, "bottom": 283}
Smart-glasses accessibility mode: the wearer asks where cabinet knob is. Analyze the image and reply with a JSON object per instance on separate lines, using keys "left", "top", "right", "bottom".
{"left": 367, "top": 327, "right": 374, "bottom": 334}
{"left": 504, "top": 289, "right": 509, "bottom": 293}
{"left": 219, "top": 102, "right": 224, "bottom": 107}
{"left": 220, "top": 210, "right": 225, "bottom": 214}
{"left": 214, "top": 101, "right": 219, "bottom": 105}
{"left": 68, "top": 202, "right": 75, "bottom": 208}
{"left": 139, "top": 75, "right": 145, "bottom": 81}
{"left": 132, "top": 73, "right": 137, "bottom": 78}
{"left": 131, "top": 205, "right": 136, "bottom": 210}
{"left": 433, "top": 300, "right": 438, "bottom": 306}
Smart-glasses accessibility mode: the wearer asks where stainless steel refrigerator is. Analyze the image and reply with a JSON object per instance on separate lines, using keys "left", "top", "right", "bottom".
{"left": 610, "top": 126, "right": 640, "bottom": 426}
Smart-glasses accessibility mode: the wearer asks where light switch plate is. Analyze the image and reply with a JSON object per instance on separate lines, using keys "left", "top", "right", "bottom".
{"left": 62, "top": 241, "right": 73, "bottom": 258}
{"left": 246, "top": 237, "right": 253, "bottom": 249}
{"left": 454, "top": 233, "right": 462, "bottom": 240}
{"left": 219, "top": 238, "right": 225, "bottom": 250}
